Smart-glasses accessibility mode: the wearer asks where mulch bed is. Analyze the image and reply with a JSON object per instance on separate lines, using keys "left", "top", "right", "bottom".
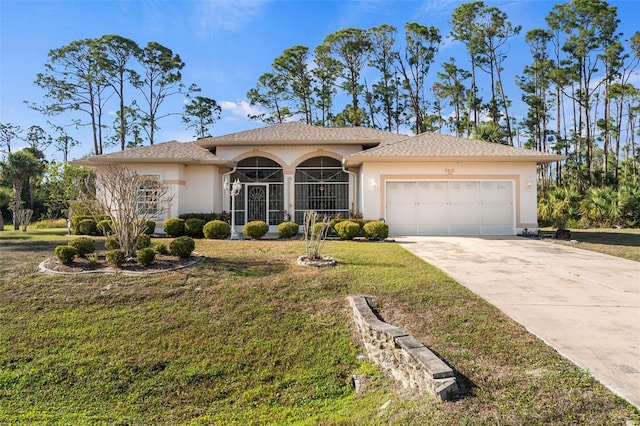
{"left": 40, "top": 252, "right": 205, "bottom": 275}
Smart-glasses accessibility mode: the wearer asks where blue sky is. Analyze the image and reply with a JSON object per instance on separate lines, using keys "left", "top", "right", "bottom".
{"left": 1, "top": 0, "right": 638, "bottom": 161}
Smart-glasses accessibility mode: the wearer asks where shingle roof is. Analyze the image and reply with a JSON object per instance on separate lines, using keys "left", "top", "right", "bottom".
{"left": 344, "top": 132, "right": 564, "bottom": 165}
{"left": 196, "top": 122, "right": 409, "bottom": 147}
{"left": 71, "top": 141, "right": 232, "bottom": 166}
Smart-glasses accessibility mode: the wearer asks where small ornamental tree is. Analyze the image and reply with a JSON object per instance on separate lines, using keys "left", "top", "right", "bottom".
{"left": 303, "top": 210, "right": 330, "bottom": 260}
{"left": 78, "top": 164, "right": 173, "bottom": 258}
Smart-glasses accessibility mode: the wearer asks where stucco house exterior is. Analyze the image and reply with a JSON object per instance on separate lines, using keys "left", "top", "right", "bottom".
{"left": 73, "top": 122, "right": 562, "bottom": 236}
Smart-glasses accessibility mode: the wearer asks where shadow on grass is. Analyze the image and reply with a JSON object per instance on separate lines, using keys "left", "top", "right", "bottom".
{"left": 566, "top": 230, "right": 640, "bottom": 247}
{"left": 200, "top": 257, "right": 288, "bottom": 276}
{"left": 0, "top": 239, "right": 60, "bottom": 253}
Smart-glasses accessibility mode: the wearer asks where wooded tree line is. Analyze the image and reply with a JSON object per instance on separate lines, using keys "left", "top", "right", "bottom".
{"left": 1, "top": 35, "right": 221, "bottom": 159}
{"left": 248, "top": 0, "right": 640, "bottom": 196}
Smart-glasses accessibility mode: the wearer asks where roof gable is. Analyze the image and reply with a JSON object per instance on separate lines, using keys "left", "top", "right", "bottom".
{"left": 196, "top": 122, "right": 408, "bottom": 147}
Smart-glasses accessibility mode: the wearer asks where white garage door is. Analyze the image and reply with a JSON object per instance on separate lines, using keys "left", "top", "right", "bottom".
{"left": 385, "top": 180, "right": 514, "bottom": 235}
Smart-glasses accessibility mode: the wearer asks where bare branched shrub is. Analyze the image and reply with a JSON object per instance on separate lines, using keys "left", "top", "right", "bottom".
{"left": 78, "top": 164, "right": 173, "bottom": 258}
{"left": 303, "top": 210, "right": 330, "bottom": 260}
{"left": 17, "top": 208, "right": 33, "bottom": 232}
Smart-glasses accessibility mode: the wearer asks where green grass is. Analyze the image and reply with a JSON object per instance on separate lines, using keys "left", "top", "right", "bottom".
{"left": 542, "top": 227, "right": 640, "bottom": 261}
{"left": 0, "top": 234, "right": 638, "bottom": 425}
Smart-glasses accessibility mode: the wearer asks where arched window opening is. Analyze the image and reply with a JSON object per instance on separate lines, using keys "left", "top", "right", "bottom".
{"left": 230, "top": 157, "right": 284, "bottom": 225}
{"left": 294, "top": 156, "right": 349, "bottom": 222}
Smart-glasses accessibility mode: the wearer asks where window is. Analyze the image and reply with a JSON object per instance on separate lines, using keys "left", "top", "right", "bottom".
{"left": 294, "top": 157, "right": 349, "bottom": 222}
{"left": 137, "top": 175, "right": 161, "bottom": 219}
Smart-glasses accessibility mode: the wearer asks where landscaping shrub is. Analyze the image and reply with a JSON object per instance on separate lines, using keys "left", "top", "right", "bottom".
{"left": 140, "top": 219, "right": 156, "bottom": 235}
{"left": 154, "top": 242, "right": 169, "bottom": 255}
{"left": 311, "top": 222, "right": 328, "bottom": 237}
{"left": 277, "top": 221, "right": 299, "bottom": 239}
{"left": 136, "top": 234, "right": 151, "bottom": 249}
{"left": 185, "top": 218, "right": 206, "bottom": 238}
{"left": 163, "top": 218, "right": 185, "bottom": 237}
{"left": 54, "top": 245, "right": 77, "bottom": 265}
{"left": 136, "top": 247, "right": 156, "bottom": 266}
{"left": 106, "top": 249, "right": 126, "bottom": 267}
{"left": 334, "top": 220, "right": 360, "bottom": 240}
{"left": 30, "top": 218, "right": 67, "bottom": 229}
{"left": 97, "top": 219, "right": 113, "bottom": 235}
{"left": 243, "top": 220, "right": 269, "bottom": 239}
{"left": 170, "top": 236, "right": 195, "bottom": 258}
{"left": 203, "top": 220, "right": 230, "bottom": 239}
{"left": 68, "top": 237, "right": 95, "bottom": 256}
{"left": 105, "top": 237, "right": 120, "bottom": 250}
{"left": 70, "top": 215, "right": 93, "bottom": 234}
{"left": 363, "top": 220, "right": 389, "bottom": 240}
{"left": 179, "top": 213, "right": 218, "bottom": 222}
{"left": 78, "top": 218, "right": 98, "bottom": 236}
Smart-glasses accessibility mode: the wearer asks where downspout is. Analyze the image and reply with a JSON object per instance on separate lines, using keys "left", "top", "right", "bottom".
{"left": 342, "top": 159, "right": 358, "bottom": 217}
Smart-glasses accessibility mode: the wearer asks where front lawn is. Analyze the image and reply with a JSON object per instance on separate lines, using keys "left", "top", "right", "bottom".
{"left": 0, "top": 235, "right": 637, "bottom": 424}
{"left": 542, "top": 227, "right": 640, "bottom": 261}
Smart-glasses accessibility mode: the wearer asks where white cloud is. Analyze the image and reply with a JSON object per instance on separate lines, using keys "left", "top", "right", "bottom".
{"left": 194, "top": 0, "right": 268, "bottom": 37}
{"left": 220, "top": 99, "right": 264, "bottom": 121}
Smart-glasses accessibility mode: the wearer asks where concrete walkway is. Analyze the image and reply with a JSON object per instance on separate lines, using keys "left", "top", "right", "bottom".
{"left": 395, "top": 236, "right": 640, "bottom": 408}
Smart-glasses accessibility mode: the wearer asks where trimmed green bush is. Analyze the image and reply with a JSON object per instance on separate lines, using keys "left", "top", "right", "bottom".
{"left": 68, "top": 237, "right": 95, "bottom": 256}
{"left": 334, "top": 220, "right": 360, "bottom": 240}
{"left": 154, "top": 242, "right": 169, "bottom": 255}
{"left": 179, "top": 213, "right": 218, "bottom": 222}
{"left": 163, "top": 218, "right": 185, "bottom": 237}
{"left": 363, "top": 220, "right": 389, "bottom": 240}
{"left": 311, "top": 222, "right": 328, "bottom": 237}
{"left": 243, "top": 220, "right": 269, "bottom": 240}
{"left": 185, "top": 218, "right": 206, "bottom": 238}
{"left": 139, "top": 219, "right": 156, "bottom": 235}
{"left": 203, "top": 220, "right": 230, "bottom": 239}
{"left": 105, "top": 237, "right": 120, "bottom": 250}
{"left": 106, "top": 249, "right": 126, "bottom": 267}
{"left": 277, "top": 221, "right": 299, "bottom": 239}
{"left": 136, "top": 247, "right": 156, "bottom": 266}
{"left": 170, "top": 236, "right": 195, "bottom": 258}
{"left": 136, "top": 234, "right": 151, "bottom": 249}
{"left": 54, "top": 245, "right": 77, "bottom": 265}
{"left": 78, "top": 218, "right": 97, "bottom": 236}
{"left": 70, "top": 215, "right": 93, "bottom": 234}
{"left": 97, "top": 219, "right": 113, "bottom": 235}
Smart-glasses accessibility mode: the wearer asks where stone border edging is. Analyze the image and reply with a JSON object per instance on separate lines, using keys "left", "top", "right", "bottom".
{"left": 348, "top": 295, "right": 458, "bottom": 400}
{"left": 38, "top": 255, "right": 206, "bottom": 276}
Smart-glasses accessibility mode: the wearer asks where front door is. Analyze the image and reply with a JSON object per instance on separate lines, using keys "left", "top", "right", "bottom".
{"left": 246, "top": 184, "right": 267, "bottom": 222}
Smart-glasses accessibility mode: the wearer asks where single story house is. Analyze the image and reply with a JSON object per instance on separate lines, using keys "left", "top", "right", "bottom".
{"left": 73, "top": 122, "right": 562, "bottom": 236}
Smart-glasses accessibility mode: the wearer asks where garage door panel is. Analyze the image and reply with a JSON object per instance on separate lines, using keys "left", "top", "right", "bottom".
{"left": 386, "top": 180, "right": 514, "bottom": 236}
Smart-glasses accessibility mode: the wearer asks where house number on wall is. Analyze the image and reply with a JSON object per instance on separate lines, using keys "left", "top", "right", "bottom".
{"left": 444, "top": 168, "right": 455, "bottom": 174}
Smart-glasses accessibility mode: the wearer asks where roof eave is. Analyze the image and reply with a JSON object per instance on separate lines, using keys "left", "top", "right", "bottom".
{"left": 344, "top": 154, "right": 565, "bottom": 167}
{"left": 70, "top": 157, "right": 234, "bottom": 167}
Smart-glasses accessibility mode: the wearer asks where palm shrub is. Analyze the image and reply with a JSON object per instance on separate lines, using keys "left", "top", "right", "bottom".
{"left": 243, "top": 221, "right": 269, "bottom": 239}
{"left": 618, "top": 180, "right": 640, "bottom": 227}
{"left": 538, "top": 186, "right": 580, "bottom": 229}
{"left": 580, "top": 186, "right": 620, "bottom": 227}
{"left": 55, "top": 245, "right": 77, "bottom": 265}
{"left": 170, "top": 236, "right": 195, "bottom": 258}
{"left": 136, "top": 247, "right": 156, "bottom": 266}
{"left": 106, "top": 249, "right": 126, "bottom": 267}
{"left": 363, "top": 220, "right": 389, "bottom": 240}
{"left": 68, "top": 237, "right": 95, "bottom": 257}
{"left": 203, "top": 220, "right": 230, "bottom": 239}
{"left": 277, "top": 221, "right": 299, "bottom": 239}
{"left": 185, "top": 218, "right": 206, "bottom": 238}
{"left": 334, "top": 220, "right": 360, "bottom": 240}
{"left": 163, "top": 218, "right": 185, "bottom": 237}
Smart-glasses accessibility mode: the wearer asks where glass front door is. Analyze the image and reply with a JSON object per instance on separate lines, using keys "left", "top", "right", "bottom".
{"left": 246, "top": 184, "right": 267, "bottom": 222}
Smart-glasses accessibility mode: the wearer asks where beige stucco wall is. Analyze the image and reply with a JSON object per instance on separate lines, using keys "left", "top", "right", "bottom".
{"left": 357, "top": 161, "right": 539, "bottom": 232}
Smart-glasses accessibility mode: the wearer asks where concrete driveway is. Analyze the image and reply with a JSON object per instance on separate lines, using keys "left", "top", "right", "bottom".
{"left": 395, "top": 236, "right": 640, "bottom": 408}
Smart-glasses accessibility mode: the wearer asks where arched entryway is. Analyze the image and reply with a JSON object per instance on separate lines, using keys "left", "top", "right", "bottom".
{"left": 229, "top": 157, "right": 284, "bottom": 225}
{"left": 294, "top": 156, "right": 349, "bottom": 222}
